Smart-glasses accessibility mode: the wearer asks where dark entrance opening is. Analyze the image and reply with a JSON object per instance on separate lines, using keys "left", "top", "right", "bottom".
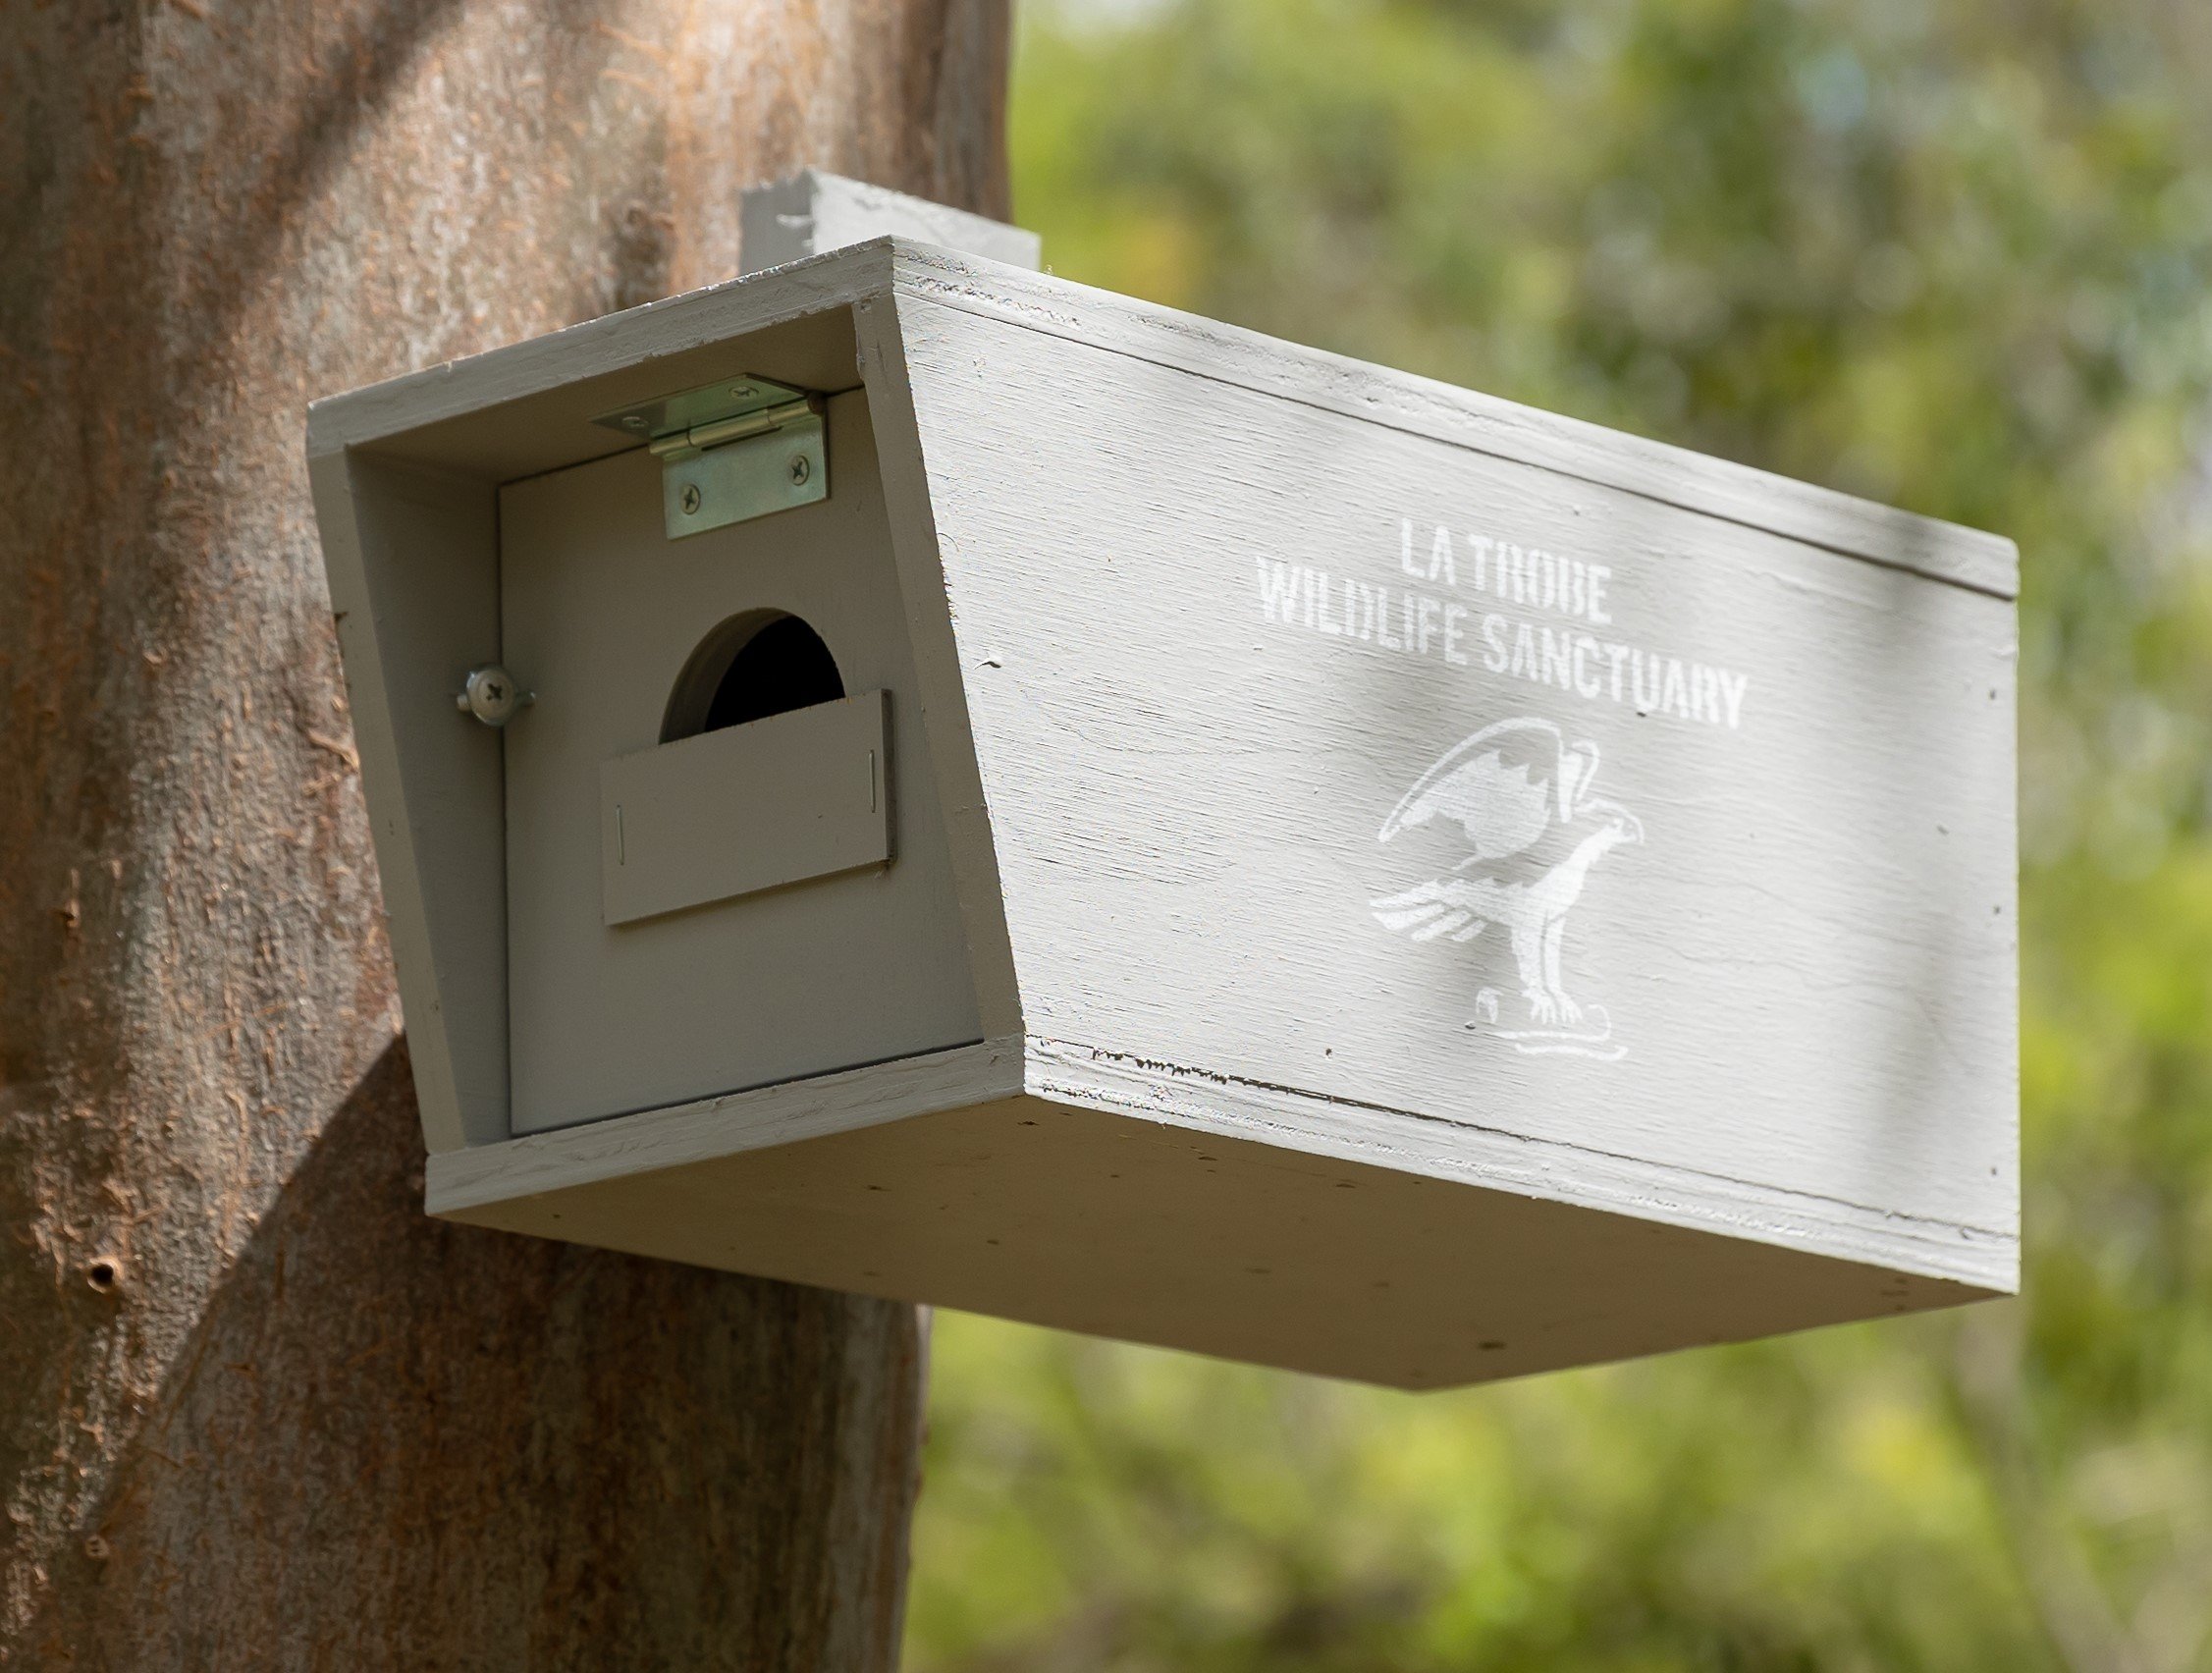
{"left": 663, "top": 611, "right": 845, "bottom": 742}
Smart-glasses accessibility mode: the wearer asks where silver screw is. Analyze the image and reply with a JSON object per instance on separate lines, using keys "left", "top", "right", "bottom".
{"left": 459, "top": 665, "right": 531, "bottom": 728}
{"left": 680, "top": 483, "right": 703, "bottom": 514}
{"left": 788, "top": 454, "right": 811, "bottom": 487}
{"left": 621, "top": 414, "right": 647, "bottom": 429}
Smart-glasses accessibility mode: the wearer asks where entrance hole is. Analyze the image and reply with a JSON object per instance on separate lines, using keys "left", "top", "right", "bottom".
{"left": 663, "top": 611, "right": 845, "bottom": 743}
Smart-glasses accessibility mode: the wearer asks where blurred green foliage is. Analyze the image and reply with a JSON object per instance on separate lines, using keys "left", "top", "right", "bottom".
{"left": 903, "top": 0, "right": 2212, "bottom": 1666}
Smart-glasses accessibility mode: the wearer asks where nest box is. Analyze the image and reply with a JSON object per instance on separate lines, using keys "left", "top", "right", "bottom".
{"left": 307, "top": 184, "right": 2018, "bottom": 1389}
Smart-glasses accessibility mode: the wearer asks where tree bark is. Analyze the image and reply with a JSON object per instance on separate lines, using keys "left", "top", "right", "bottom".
{"left": 0, "top": 1, "right": 1008, "bottom": 1664}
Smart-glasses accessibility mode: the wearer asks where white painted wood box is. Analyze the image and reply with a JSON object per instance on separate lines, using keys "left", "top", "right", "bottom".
{"left": 307, "top": 237, "right": 2018, "bottom": 1389}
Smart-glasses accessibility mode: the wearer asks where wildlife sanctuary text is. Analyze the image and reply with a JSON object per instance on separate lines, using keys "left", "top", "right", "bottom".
{"left": 1254, "top": 518, "right": 1753, "bottom": 731}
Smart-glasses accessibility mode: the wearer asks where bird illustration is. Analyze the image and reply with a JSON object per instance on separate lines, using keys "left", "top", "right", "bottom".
{"left": 1372, "top": 718, "right": 1644, "bottom": 1028}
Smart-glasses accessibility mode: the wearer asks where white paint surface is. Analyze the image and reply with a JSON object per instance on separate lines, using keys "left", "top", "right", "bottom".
{"left": 741, "top": 171, "right": 1042, "bottom": 275}
{"left": 312, "top": 238, "right": 2020, "bottom": 1383}
{"left": 893, "top": 293, "right": 2016, "bottom": 1252}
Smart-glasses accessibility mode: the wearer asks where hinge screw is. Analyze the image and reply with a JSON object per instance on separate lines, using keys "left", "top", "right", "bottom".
{"left": 788, "top": 455, "right": 811, "bottom": 487}
{"left": 679, "top": 483, "right": 703, "bottom": 514}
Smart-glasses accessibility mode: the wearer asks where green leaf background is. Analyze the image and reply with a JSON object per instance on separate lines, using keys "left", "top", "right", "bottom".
{"left": 906, "top": 1, "right": 2212, "bottom": 1665}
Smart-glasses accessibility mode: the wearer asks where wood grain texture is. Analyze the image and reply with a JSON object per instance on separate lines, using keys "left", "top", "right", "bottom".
{"left": 887, "top": 243, "right": 2019, "bottom": 598}
{"left": 428, "top": 1067, "right": 1993, "bottom": 1391}
{"left": 893, "top": 292, "right": 2017, "bottom": 1273}
{"left": 0, "top": 0, "right": 1010, "bottom": 1661}
{"left": 854, "top": 292, "right": 1032, "bottom": 1041}
{"left": 429, "top": 1024, "right": 2000, "bottom": 1292}
{"left": 310, "top": 240, "right": 2013, "bottom": 599}
{"left": 307, "top": 235, "right": 2014, "bottom": 1390}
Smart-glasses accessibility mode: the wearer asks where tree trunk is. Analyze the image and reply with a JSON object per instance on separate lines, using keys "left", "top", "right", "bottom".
{"left": 0, "top": 2, "right": 1008, "bottom": 1664}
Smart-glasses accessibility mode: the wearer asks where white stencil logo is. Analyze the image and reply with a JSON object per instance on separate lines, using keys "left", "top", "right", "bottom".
{"left": 1372, "top": 718, "right": 1643, "bottom": 1059}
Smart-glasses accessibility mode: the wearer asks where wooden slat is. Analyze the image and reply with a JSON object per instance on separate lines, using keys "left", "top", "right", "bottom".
{"left": 599, "top": 693, "right": 890, "bottom": 926}
{"left": 889, "top": 243, "right": 2019, "bottom": 599}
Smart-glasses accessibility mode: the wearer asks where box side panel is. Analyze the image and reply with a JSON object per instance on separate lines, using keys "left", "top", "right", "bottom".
{"left": 434, "top": 1093, "right": 1994, "bottom": 1390}
{"left": 1020, "top": 1032, "right": 2009, "bottom": 1289}
{"left": 894, "top": 297, "right": 2018, "bottom": 1265}
{"left": 310, "top": 451, "right": 507, "bottom": 1150}
{"left": 852, "top": 298, "right": 1027, "bottom": 1039}
{"left": 888, "top": 243, "right": 2017, "bottom": 599}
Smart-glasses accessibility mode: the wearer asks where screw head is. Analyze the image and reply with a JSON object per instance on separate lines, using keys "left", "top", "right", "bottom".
{"left": 788, "top": 454, "right": 811, "bottom": 487}
{"left": 679, "top": 483, "right": 703, "bottom": 514}
{"left": 462, "top": 665, "right": 529, "bottom": 727}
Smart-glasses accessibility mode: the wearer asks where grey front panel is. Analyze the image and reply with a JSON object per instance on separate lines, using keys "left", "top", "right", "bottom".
{"left": 501, "top": 393, "right": 983, "bottom": 1134}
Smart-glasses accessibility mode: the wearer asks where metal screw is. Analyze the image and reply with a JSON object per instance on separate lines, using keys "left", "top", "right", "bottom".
{"left": 621, "top": 414, "right": 647, "bottom": 429}
{"left": 788, "top": 454, "right": 811, "bottom": 487}
{"left": 458, "top": 665, "right": 531, "bottom": 728}
{"left": 730, "top": 384, "right": 755, "bottom": 401}
{"left": 679, "top": 483, "right": 703, "bottom": 514}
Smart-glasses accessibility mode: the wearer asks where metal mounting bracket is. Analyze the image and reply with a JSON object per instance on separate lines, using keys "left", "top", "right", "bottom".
{"left": 592, "top": 374, "right": 829, "bottom": 539}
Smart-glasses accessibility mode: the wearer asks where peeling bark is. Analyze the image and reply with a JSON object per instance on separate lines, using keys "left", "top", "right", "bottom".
{"left": 0, "top": 0, "right": 1007, "bottom": 1664}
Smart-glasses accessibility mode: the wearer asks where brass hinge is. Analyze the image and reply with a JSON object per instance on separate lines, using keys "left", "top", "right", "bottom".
{"left": 592, "top": 375, "right": 829, "bottom": 539}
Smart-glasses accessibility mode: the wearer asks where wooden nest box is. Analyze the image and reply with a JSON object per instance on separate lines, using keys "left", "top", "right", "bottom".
{"left": 307, "top": 179, "right": 2018, "bottom": 1388}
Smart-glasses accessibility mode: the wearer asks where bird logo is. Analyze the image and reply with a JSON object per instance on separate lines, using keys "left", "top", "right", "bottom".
{"left": 1371, "top": 717, "right": 1644, "bottom": 1055}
